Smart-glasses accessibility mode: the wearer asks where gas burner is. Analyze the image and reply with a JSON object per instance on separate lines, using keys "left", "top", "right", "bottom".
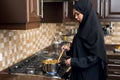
{"left": 44, "top": 72, "right": 61, "bottom": 79}
{"left": 47, "top": 72, "right": 57, "bottom": 76}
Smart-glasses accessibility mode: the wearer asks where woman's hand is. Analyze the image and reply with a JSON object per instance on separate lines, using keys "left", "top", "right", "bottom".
{"left": 61, "top": 45, "right": 70, "bottom": 51}
{"left": 65, "top": 58, "right": 71, "bottom": 66}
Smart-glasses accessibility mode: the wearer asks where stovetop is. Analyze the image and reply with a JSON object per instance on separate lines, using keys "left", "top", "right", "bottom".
{"left": 8, "top": 51, "right": 69, "bottom": 78}
{"left": 9, "top": 52, "right": 43, "bottom": 74}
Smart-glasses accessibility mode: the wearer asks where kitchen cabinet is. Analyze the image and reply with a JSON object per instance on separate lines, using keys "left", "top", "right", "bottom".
{"left": 89, "top": 0, "right": 103, "bottom": 18}
{"left": 64, "top": 1, "right": 76, "bottom": 22}
{"left": 90, "top": 0, "right": 120, "bottom": 21}
{"left": 107, "top": 54, "right": 120, "bottom": 80}
{"left": 104, "top": 0, "right": 120, "bottom": 21}
{"left": 0, "top": 0, "right": 41, "bottom": 30}
{"left": 64, "top": 0, "right": 103, "bottom": 22}
{"left": 66, "top": 0, "right": 120, "bottom": 22}
{"left": 41, "top": 2, "right": 64, "bottom": 23}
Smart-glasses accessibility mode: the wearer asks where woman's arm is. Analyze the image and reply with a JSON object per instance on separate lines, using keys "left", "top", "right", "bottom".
{"left": 71, "top": 55, "right": 100, "bottom": 68}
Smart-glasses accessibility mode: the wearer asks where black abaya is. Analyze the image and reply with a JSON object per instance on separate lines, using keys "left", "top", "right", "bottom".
{"left": 66, "top": 0, "right": 108, "bottom": 80}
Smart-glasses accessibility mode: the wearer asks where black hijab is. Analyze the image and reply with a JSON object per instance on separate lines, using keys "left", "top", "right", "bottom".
{"left": 71, "top": 0, "right": 107, "bottom": 63}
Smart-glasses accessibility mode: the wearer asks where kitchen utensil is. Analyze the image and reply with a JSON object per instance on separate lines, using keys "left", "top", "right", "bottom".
{"left": 42, "top": 58, "right": 60, "bottom": 75}
{"left": 61, "top": 67, "right": 71, "bottom": 80}
{"left": 42, "top": 50, "right": 65, "bottom": 75}
{"left": 57, "top": 50, "right": 64, "bottom": 62}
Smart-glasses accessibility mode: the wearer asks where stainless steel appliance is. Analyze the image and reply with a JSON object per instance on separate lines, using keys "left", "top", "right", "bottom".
{"left": 8, "top": 51, "right": 70, "bottom": 79}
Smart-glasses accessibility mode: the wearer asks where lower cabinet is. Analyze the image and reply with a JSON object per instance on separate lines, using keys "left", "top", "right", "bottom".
{"left": 107, "top": 54, "right": 120, "bottom": 80}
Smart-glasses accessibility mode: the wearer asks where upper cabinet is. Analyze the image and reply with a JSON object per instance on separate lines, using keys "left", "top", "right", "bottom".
{"left": 90, "top": 0, "right": 120, "bottom": 21}
{"left": 65, "top": 0, "right": 120, "bottom": 22}
{"left": 64, "top": 1, "right": 76, "bottom": 22}
{"left": 104, "top": 0, "right": 120, "bottom": 21}
{"left": 41, "top": 2, "right": 64, "bottom": 23}
{"left": 89, "top": 0, "right": 103, "bottom": 18}
{"left": 0, "top": 0, "right": 41, "bottom": 30}
{"left": 41, "top": 1, "right": 70, "bottom": 23}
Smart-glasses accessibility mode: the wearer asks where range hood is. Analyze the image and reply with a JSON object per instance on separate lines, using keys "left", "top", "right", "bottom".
{"left": 43, "top": 0, "right": 68, "bottom": 2}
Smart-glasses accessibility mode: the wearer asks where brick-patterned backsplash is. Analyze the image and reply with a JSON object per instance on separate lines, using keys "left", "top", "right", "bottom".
{"left": 104, "top": 22, "right": 120, "bottom": 44}
{"left": 0, "top": 23, "right": 64, "bottom": 71}
{"left": 0, "top": 22, "right": 120, "bottom": 71}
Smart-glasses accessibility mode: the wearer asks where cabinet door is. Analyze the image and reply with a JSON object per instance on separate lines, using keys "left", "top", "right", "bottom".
{"left": 41, "top": 2, "right": 63, "bottom": 23}
{"left": 28, "top": 0, "right": 40, "bottom": 22}
{"left": 65, "top": 0, "right": 104, "bottom": 22}
{"left": 105, "top": 0, "right": 120, "bottom": 19}
{"left": 90, "top": 0, "right": 104, "bottom": 18}
{"left": 0, "top": 0, "right": 27, "bottom": 23}
{"left": 0, "top": 0, "right": 40, "bottom": 29}
{"left": 64, "top": 1, "right": 75, "bottom": 22}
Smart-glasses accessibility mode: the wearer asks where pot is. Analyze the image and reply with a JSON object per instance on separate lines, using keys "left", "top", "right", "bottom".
{"left": 42, "top": 58, "right": 60, "bottom": 75}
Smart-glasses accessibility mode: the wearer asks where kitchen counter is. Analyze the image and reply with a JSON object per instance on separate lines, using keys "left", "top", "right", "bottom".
{"left": 106, "top": 44, "right": 120, "bottom": 57}
{"left": 0, "top": 73, "right": 64, "bottom": 80}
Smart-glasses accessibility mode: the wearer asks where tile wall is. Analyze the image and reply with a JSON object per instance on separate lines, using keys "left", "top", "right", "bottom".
{"left": 104, "top": 22, "right": 120, "bottom": 44}
{"left": 0, "top": 23, "right": 64, "bottom": 71}
{"left": 0, "top": 22, "right": 120, "bottom": 71}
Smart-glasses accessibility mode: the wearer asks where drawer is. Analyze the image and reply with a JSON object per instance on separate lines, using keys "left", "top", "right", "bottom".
{"left": 107, "top": 55, "right": 120, "bottom": 59}
{"left": 108, "top": 74, "right": 120, "bottom": 80}
{"left": 108, "top": 69, "right": 120, "bottom": 75}
{"left": 108, "top": 59, "right": 120, "bottom": 65}
{"left": 108, "top": 64, "right": 120, "bottom": 69}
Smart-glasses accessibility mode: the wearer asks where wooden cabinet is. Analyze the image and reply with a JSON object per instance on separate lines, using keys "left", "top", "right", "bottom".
{"left": 41, "top": 2, "right": 63, "bottom": 23}
{"left": 64, "top": 1, "right": 75, "bottom": 22}
{"left": 90, "top": 0, "right": 104, "bottom": 18}
{"left": 107, "top": 54, "right": 120, "bottom": 80}
{"left": 0, "top": 0, "right": 41, "bottom": 30}
{"left": 64, "top": 0, "right": 102, "bottom": 22}
{"left": 90, "top": 0, "right": 120, "bottom": 21}
{"left": 104, "top": 0, "right": 120, "bottom": 21}
{"left": 64, "top": 0, "right": 120, "bottom": 22}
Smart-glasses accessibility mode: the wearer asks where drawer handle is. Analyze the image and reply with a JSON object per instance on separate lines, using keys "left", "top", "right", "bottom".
{"left": 113, "top": 71, "right": 120, "bottom": 75}
{"left": 114, "top": 61, "right": 120, "bottom": 64}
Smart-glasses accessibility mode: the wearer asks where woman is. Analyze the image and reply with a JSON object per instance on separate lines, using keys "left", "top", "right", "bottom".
{"left": 62, "top": 0, "right": 108, "bottom": 80}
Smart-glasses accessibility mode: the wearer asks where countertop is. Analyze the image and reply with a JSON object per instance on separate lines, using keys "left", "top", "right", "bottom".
{"left": 0, "top": 72, "right": 64, "bottom": 80}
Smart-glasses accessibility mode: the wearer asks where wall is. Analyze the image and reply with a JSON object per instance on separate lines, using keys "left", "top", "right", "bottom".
{"left": 0, "top": 23, "right": 64, "bottom": 71}
{"left": 0, "top": 22, "right": 120, "bottom": 71}
{"left": 104, "top": 22, "right": 120, "bottom": 44}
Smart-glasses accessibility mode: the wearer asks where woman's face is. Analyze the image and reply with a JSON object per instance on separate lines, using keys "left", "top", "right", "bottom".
{"left": 73, "top": 9, "right": 84, "bottom": 23}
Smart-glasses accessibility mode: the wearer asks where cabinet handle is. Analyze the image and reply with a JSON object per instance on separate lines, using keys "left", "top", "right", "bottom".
{"left": 113, "top": 71, "right": 120, "bottom": 75}
{"left": 105, "top": 0, "right": 109, "bottom": 17}
{"left": 96, "top": 0, "right": 100, "bottom": 16}
{"left": 37, "top": 0, "right": 40, "bottom": 16}
{"left": 40, "top": 0, "right": 43, "bottom": 18}
{"left": 114, "top": 61, "right": 120, "bottom": 64}
{"left": 100, "top": 0, "right": 104, "bottom": 18}
{"left": 64, "top": 1, "right": 68, "bottom": 18}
